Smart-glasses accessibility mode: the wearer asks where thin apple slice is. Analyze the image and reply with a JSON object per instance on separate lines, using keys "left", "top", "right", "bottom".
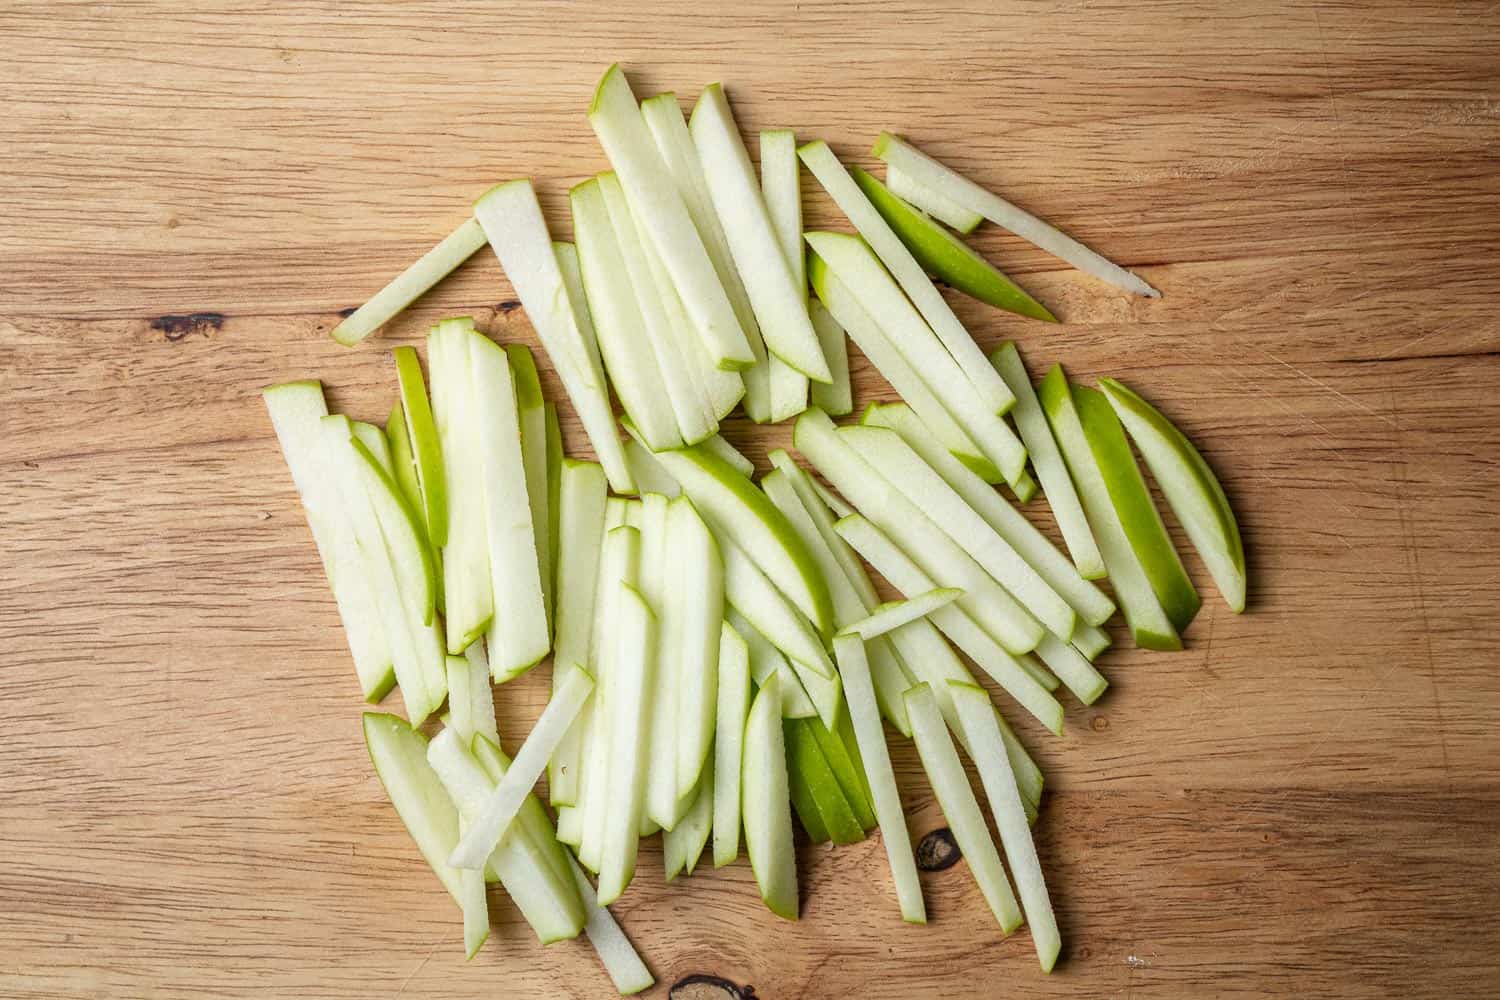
{"left": 1074, "top": 383, "right": 1201, "bottom": 631}
{"left": 427, "top": 319, "right": 494, "bottom": 653}
{"left": 363, "top": 713, "right": 465, "bottom": 903}
{"left": 786, "top": 645, "right": 843, "bottom": 733}
{"left": 885, "top": 164, "right": 982, "bottom": 234}
{"left": 470, "top": 734, "right": 575, "bottom": 904}
{"left": 332, "top": 218, "right": 488, "bottom": 346}
{"left": 352, "top": 420, "right": 394, "bottom": 476}
{"left": 743, "top": 673, "right": 799, "bottom": 919}
{"left": 567, "top": 855, "right": 655, "bottom": 995}
{"left": 385, "top": 403, "right": 424, "bottom": 525}
{"left": 393, "top": 346, "right": 449, "bottom": 547}
{"left": 837, "top": 588, "right": 963, "bottom": 641}
{"left": 835, "top": 513, "right": 1067, "bottom": 733}
{"left": 788, "top": 761, "right": 831, "bottom": 844}
{"left": 1010, "top": 468, "right": 1039, "bottom": 504}
{"left": 852, "top": 167, "right": 1054, "bottom": 322}
{"left": 1101, "top": 377, "right": 1247, "bottom": 613}
{"left": 598, "top": 581, "right": 655, "bottom": 905}
{"left": 550, "top": 460, "right": 609, "bottom": 806}
{"left": 904, "top": 683, "right": 1022, "bottom": 933}
{"left": 669, "top": 496, "right": 724, "bottom": 793}
{"left": 806, "top": 300, "right": 853, "bottom": 416}
{"left": 729, "top": 609, "right": 817, "bottom": 719}
{"left": 713, "top": 620, "right": 751, "bottom": 867}
{"left": 577, "top": 506, "right": 633, "bottom": 873}
{"left": 637, "top": 495, "right": 683, "bottom": 832}
{"left": 690, "top": 85, "right": 829, "bottom": 382}
{"left": 506, "top": 344, "right": 553, "bottom": 632}
{"left": 872, "top": 133, "right": 1160, "bottom": 298}
{"left": 833, "top": 636, "right": 926, "bottom": 923}
{"left": 1038, "top": 366, "right": 1180, "bottom": 650}
{"left": 721, "top": 539, "right": 834, "bottom": 680}
{"left": 663, "top": 757, "right": 714, "bottom": 879}
{"left": 545, "top": 401, "right": 563, "bottom": 607}
{"left": 991, "top": 344, "right": 1105, "bottom": 578}
{"left": 474, "top": 177, "right": 633, "bottom": 493}
{"left": 805, "top": 232, "right": 1026, "bottom": 485}
{"left": 622, "top": 437, "right": 682, "bottom": 498}
{"left": 786, "top": 718, "right": 864, "bottom": 844}
{"left": 949, "top": 681, "right": 1061, "bottom": 971}
{"left": 588, "top": 66, "right": 754, "bottom": 370}
{"left": 702, "top": 434, "right": 754, "bottom": 478}
{"left": 806, "top": 715, "right": 876, "bottom": 832}
{"left": 761, "top": 128, "right": 812, "bottom": 420}
{"left": 1072, "top": 621, "right": 1112, "bottom": 661}
{"left": 1033, "top": 632, "right": 1108, "bottom": 707}
{"left": 446, "top": 649, "right": 499, "bottom": 749}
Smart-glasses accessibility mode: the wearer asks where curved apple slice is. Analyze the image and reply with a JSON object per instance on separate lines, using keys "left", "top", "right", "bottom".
{"left": 1100, "top": 378, "right": 1246, "bottom": 613}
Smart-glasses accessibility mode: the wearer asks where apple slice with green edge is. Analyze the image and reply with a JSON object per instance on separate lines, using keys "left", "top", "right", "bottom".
{"left": 637, "top": 495, "right": 682, "bottom": 832}
{"left": 598, "top": 581, "right": 655, "bottom": 905}
{"left": 808, "top": 299, "right": 853, "bottom": 416}
{"left": 794, "top": 409, "right": 1042, "bottom": 655}
{"left": 332, "top": 218, "right": 488, "bottom": 346}
{"left": 833, "top": 635, "right": 926, "bottom": 923}
{"left": 788, "top": 757, "right": 830, "bottom": 843}
{"left": 470, "top": 734, "right": 576, "bottom": 902}
{"left": 990, "top": 343, "right": 1106, "bottom": 579}
{"left": 761, "top": 128, "right": 812, "bottom": 420}
{"left": 1031, "top": 632, "right": 1108, "bottom": 706}
{"left": 949, "top": 681, "right": 1060, "bottom": 971}
{"left": 425, "top": 727, "right": 587, "bottom": 944}
{"left": 729, "top": 608, "right": 817, "bottom": 719}
{"left": 806, "top": 250, "right": 995, "bottom": 480}
{"left": 1037, "top": 365, "right": 1180, "bottom": 651}
{"left": 713, "top": 620, "right": 751, "bottom": 867}
{"left": 872, "top": 133, "right": 1161, "bottom": 298}
{"left": 805, "top": 232, "right": 1026, "bottom": 486}
{"left": 263, "top": 382, "right": 394, "bottom": 702}
{"left": 885, "top": 163, "right": 982, "bottom": 234}
{"left": 566, "top": 854, "right": 655, "bottom": 996}
{"left": 837, "top": 588, "right": 964, "bottom": 641}
{"left": 352, "top": 420, "right": 394, "bottom": 475}
{"left": 467, "top": 333, "right": 551, "bottom": 679}
{"left": 1010, "top": 468, "right": 1039, "bottom": 504}
{"left": 549, "top": 459, "right": 608, "bottom": 806}
{"left": 786, "top": 639, "right": 843, "bottom": 732}
{"left": 474, "top": 178, "right": 633, "bottom": 493}
{"left": 1074, "top": 383, "right": 1201, "bottom": 632}
{"left": 743, "top": 672, "right": 799, "bottom": 919}
{"left": 427, "top": 319, "right": 494, "bottom": 653}
{"left": 588, "top": 66, "right": 755, "bottom": 371}
{"left": 720, "top": 536, "right": 834, "bottom": 678}
{"left": 806, "top": 715, "right": 876, "bottom": 832}
{"left": 786, "top": 718, "right": 864, "bottom": 844}
{"left": 639, "top": 91, "right": 771, "bottom": 422}
{"left": 570, "top": 177, "right": 684, "bottom": 451}
{"left": 663, "top": 757, "right": 714, "bottom": 879}
{"left": 596, "top": 172, "right": 718, "bottom": 445}
{"left": 507, "top": 344, "right": 553, "bottom": 634}
{"left": 703, "top": 433, "right": 754, "bottom": 477}
{"left": 1100, "top": 377, "right": 1247, "bottom": 613}
{"left": 544, "top": 400, "right": 563, "bottom": 610}
{"left": 798, "top": 141, "right": 1016, "bottom": 415}
{"left": 644, "top": 441, "right": 833, "bottom": 635}
{"left": 835, "top": 513, "right": 1068, "bottom": 732}
{"left": 622, "top": 437, "right": 682, "bottom": 498}
{"left": 1073, "top": 621, "right": 1112, "bottom": 660}
{"left": 555, "top": 806, "right": 581, "bottom": 845}
{"left": 865, "top": 401, "right": 1116, "bottom": 626}
{"left": 393, "top": 346, "right": 449, "bottom": 547}
{"left": 851, "top": 166, "right": 1055, "bottom": 322}
{"left": 690, "top": 86, "right": 830, "bottom": 382}
{"left": 446, "top": 649, "right": 499, "bottom": 749}
{"left": 362, "top": 713, "right": 465, "bottom": 902}
{"left": 669, "top": 495, "right": 724, "bottom": 794}
{"left": 448, "top": 666, "right": 594, "bottom": 870}
{"left": 840, "top": 423, "right": 1077, "bottom": 641}
{"left": 385, "top": 402, "right": 423, "bottom": 522}
{"left": 811, "top": 470, "right": 853, "bottom": 517}
{"left": 904, "top": 683, "right": 1023, "bottom": 933}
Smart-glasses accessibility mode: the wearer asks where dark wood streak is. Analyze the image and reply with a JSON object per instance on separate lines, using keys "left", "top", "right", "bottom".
{"left": 670, "top": 973, "right": 752, "bottom": 999}
{"left": 916, "top": 828, "right": 961, "bottom": 872}
{"left": 497, "top": 299, "right": 522, "bottom": 314}
{"left": 149, "top": 312, "right": 224, "bottom": 341}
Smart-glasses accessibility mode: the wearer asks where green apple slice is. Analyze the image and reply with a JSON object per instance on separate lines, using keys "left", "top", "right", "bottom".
{"left": 787, "top": 644, "right": 843, "bottom": 732}
{"left": 544, "top": 400, "right": 563, "bottom": 613}
{"left": 638, "top": 495, "right": 682, "bottom": 831}
{"left": 806, "top": 253, "right": 992, "bottom": 477}
{"left": 798, "top": 141, "right": 1015, "bottom": 415}
{"left": 761, "top": 128, "right": 811, "bottom": 420}
{"left": 807, "top": 299, "right": 853, "bottom": 416}
{"left": 393, "top": 346, "right": 449, "bottom": 547}
{"left": 842, "top": 423, "right": 1078, "bottom": 641}
{"left": 1074, "top": 384, "right": 1201, "bottom": 632}
{"left": 1072, "top": 621, "right": 1112, "bottom": 661}
{"left": 385, "top": 402, "right": 424, "bottom": 523}
{"left": 1010, "top": 468, "right": 1039, "bottom": 504}
{"left": 549, "top": 459, "right": 608, "bottom": 806}
{"left": 721, "top": 539, "right": 834, "bottom": 680}
{"left": 885, "top": 164, "right": 982, "bottom": 234}
{"left": 690, "top": 85, "right": 830, "bottom": 382}
{"left": 332, "top": 218, "right": 488, "bottom": 346}
{"left": 566, "top": 855, "right": 655, "bottom": 996}
{"left": 713, "top": 620, "right": 751, "bottom": 867}
{"left": 1100, "top": 378, "right": 1247, "bottom": 613}
{"left": 362, "top": 713, "right": 465, "bottom": 903}
{"left": 703, "top": 434, "right": 754, "bottom": 478}
{"left": 427, "top": 320, "right": 494, "bottom": 653}
{"left": 467, "top": 333, "right": 551, "bottom": 678}
{"left": 446, "top": 649, "right": 499, "bottom": 749}
{"left": 806, "top": 715, "right": 876, "bottom": 832}
{"left": 470, "top": 734, "right": 576, "bottom": 902}
{"left": 456, "top": 821, "right": 489, "bottom": 958}
{"left": 1038, "top": 366, "right": 1180, "bottom": 650}
{"left": 507, "top": 344, "right": 553, "bottom": 632}
{"left": 810, "top": 473, "right": 853, "bottom": 518}
{"left": 835, "top": 513, "right": 1066, "bottom": 733}
{"left": 639, "top": 90, "right": 771, "bottom": 421}
{"left": 621, "top": 437, "right": 682, "bottom": 499}
{"left": 837, "top": 588, "right": 964, "bottom": 641}
{"left": 949, "top": 681, "right": 1060, "bottom": 971}
{"left": 788, "top": 758, "right": 831, "bottom": 844}
{"left": 872, "top": 133, "right": 1161, "bottom": 298}
{"left": 1033, "top": 632, "right": 1108, "bottom": 707}
{"left": 729, "top": 608, "right": 817, "bottom": 719}
{"left": 589, "top": 66, "right": 755, "bottom": 370}
{"left": 664, "top": 757, "right": 714, "bottom": 879}
{"left": 904, "top": 683, "right": 1023, "bottom": 933}
{"left": 852, "top": 167, "right": 1054, "bottom": 322}
{"left": 473, "top": 178, "right": 632, "bottom": 493}
{"left": 598, "top": 581, "right": 655, "bottom": 905}
{"left": 669, "top": 496, "right": 724, "bottom": 793}
{"left": 576, "top": 508, "right": 632, "bottom": 873}
{"left": 352, "top": 420, "right": 394, "bottom": 475}
{"left": 805, "top": 232, "right": 1027, "bottom": 485}
{"left": 743, "top": 673, "right": 800, "bottom": 919}
{"left": 794, "top": 409, "right": 1042, "bottom": 655}
{"left": 991, "top": 343, "right": 1105, "bottom": 578}
{"left": 833, "top": 636, "right": 926, "bottom": 923}
{"left": 786, "top": 718, "right": 864, "bottom": 844}
{"left": 865, "top": 402, "right": 1116, "bottom": 626}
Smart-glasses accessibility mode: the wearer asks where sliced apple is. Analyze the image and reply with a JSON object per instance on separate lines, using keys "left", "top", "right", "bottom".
{"left": 566, "top": 854, "right": 655, "bottom": 995}
{"left": 1033, "top": 632, "right": 1108, "bottom": 707}
{"left": 807, "top": 299, "right": 853, "bottom": 416}
{"left": 663, "top": 757, "right": 714, "bottom": 879}
{"left": 362, "top": 713, "right": 465, "bottom": 903}
{"left": 885, "top": 163, "right": 982, "bottom": 234}
{"left": 872, "top": 132, "right": 1161, "bottom": 298}
{"left": 1009, "top": 467, "right": 1039, "bottom": 504}
{"left": 598, "top": 580, "right": 656, "bottom": 905}
{"left": 393, "top": 345, "right": 449, "bottom": 547}
{"left": 352, "top": 420, "right": 394, "bottom": 476}
{"left": 445, "top": 650, "right": 499, "bottom": 749}
{"left": 470, "top": 734, "right": 576, "bottom": 903}
{"left": 332, "top": 218, "right": 488, "bottom": 346}
{"left": 728, "top": 608, "right": 817, "bottom": 719}
{"left": 721, "top": 539, "right": 834, "bottom": 680}
{"left": 1101, "top": 377, "right": 1246, "bottom": 613}
{"left": 805, "top": 715, "right": 876, "bottom": 832}
{"left": 786, "top": 718, "right": 864, "bottom": 844}
{"left": 760, "top": 128, "right": 812, "bottom": 420}
{"left": 385, "top": 402, "right": 424, "bottom": 526}
{"left": 507, "top": 344, "right": 553, "bottom": 633}
{"left": 637, "top": 495, "right": 683, "bottom": 831}
{"left": 712, "top": 620, "right": 751, "bottom": 867}
{"left": 668, "top": 496, "right": 724, "bottom": 793}
{"left": 702, "top": 433, "right": 754, "bottom": 478}
{"left": 577, "top": 513, "right": 634, "bottom": 874}
{"left": 837, "top": 588, "right": 963, "bottom": 641}
{"left": 544, "top": 399, "right": 563, "bottom": 617}
{"left": 1072, "top": 621, "right": 1112, "bottom": 661}
{"left": 743, "top": 672, "right": 799, "bottom": 919}
{"left": 549, "top": 459, "right": 608, "bottom": 806}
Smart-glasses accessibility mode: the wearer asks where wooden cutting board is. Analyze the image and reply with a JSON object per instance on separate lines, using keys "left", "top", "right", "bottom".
{"left": 3, "top": 2, "right": 1497, "bottom": 997}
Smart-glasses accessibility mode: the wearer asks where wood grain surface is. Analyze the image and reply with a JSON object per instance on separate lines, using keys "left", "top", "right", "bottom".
{"left": 3, "top": 2, "right": 1499, "bottom": 997}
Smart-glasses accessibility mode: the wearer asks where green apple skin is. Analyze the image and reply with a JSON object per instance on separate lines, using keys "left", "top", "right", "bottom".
{"left": 742, "top": 674, "right": 799, "bottom": 920}
{"left": 385, "top": 402, "right": 424, "bottom": 519}
{"left": 851, "top": 166, "right": 1055, "bottom": 323}
{"left": 785, "top": 718, "right": 865, "bottom": 844}
{"left": 805, "top": 715, "right": 877, "bottom": 831}
{"left": 1099, "top": 378, "right": 1246, "bottom": 613}
{"left": 393, "top": 346, "right": 449, "bottom": 547}
{"left": 787, "top": 753, "right": 832, "bottom": 844}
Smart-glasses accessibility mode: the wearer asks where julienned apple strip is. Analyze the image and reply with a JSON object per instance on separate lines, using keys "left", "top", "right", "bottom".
{"left": 885, "top": 163, "right": 983, "bottom": 234}
{"left": 806, "top": 714, "right": 876, "bottom": 832}
{"left": 445, "top": 647, "right": 499, "bottom": 750}
{"left": 669, "top": 496, "right": 725, "bottom": 793}
{"left": 392, "top": 346, "right": 449, "bottom": 549}
{"left": 385, "top": 402, "right": 423, "bottom": 520}
{"left": 760, "top": 128, "right": 811, "bottom": 421}
{"left": 331, "top": 218, "right": 489, "bottom": 347}
{"left": 837, "top": 588, "right": 964, "bottom": 641}
{"left": 728, "top": 608, "right": 817, "bottom": 720}
{"left": 872, "top": 132, "right": 1161, "bottom": 298}
{"left": 549, "top": 459, "right": 608, "bottom": 806}
{"left": 576, "top": 500, "right": 631, "bottom": 873}
{"left": 786, "top": 718, "right": 864, "bottom": 844}
{"left": 663, "top": 756, "right": 713, "bottom": 878}
{"left": 473, "top": 178, "right": 634, "bottom": 494}
{"left": 506, "top": 345, "right": 554, "bottom": 632}
{"left": 720, "top": 539, "right": 835, "bottom": 681}
{"left": 712, "top": 620, "right": 751, "bottom": 867}
{"left": 362, "top": 714, "right": 468, "bottom": 906}
{"left": 807, "top": 301, "right": 853, "bottom": 416}
{"left": 797, "top": 140, "right": 1016, "bottom": 415}
{"left": 588, "top": 66, "right": 756, "bottom": 371}
{"left": 742, "top": 672, "right": 799, "bottom": 920}
{"left": 637, "top": 495, "right": 683, "bottom": 832}
{"left": 566, "top": 854, "right": 655, "bottom": 995}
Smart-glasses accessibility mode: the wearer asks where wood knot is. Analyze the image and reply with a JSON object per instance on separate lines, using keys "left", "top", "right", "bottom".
{"left": 1090, "top": 715, "right": 1109, "bottom": 732}
{"left": 150, "top": 312, "right": 224, "bottom": 342}
{"left": 670, "top": 974, "right": 753, "bottom": 999}
{"left": 916, "top": 827, "right": 961, "bottom": 871}
{"left": 497, "top": 299, "right": 523, "bottom": 314}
